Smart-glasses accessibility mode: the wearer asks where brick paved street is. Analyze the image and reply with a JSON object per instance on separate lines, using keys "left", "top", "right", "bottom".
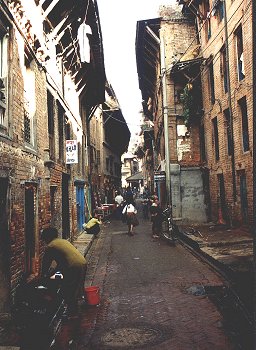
{"left": 62, "top": 213, "right": 237, "bottom": 350}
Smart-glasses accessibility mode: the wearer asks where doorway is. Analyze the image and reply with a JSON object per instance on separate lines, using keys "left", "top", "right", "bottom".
{"left": 217, "top": 174, "right": 228, "bottom": 223}
{"left": 76, "top": 184, "right": 85, "bottom": 232}
{"left": 239, "top": 172, "right": 248, "bottom": 224}
{"left": 0, "top": 177, "right": 11, "bottom": 312}
{"left": 62, "top": 173, "right": 70, "bottom": 239}
{"left": 25, "top": 184, "right": 37, "bottom": 274}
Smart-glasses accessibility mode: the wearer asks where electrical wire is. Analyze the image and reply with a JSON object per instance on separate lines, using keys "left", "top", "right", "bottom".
{"left": 148, "top": 1, "right": 252, "bottom": 148}
{"left": 199, "top": 0, "right": 251, "bottom": 59}
{"left": 178, "top": 5, "right": 252, "bottom": 103}
{"left": 174, "top": 0, "right": 248, "bottom": 67}
{"left": 98, "top": 106, "right": 143, "bottom": 128}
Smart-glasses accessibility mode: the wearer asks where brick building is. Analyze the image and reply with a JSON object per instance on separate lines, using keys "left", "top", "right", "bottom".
{"left": 179, "top": 0, "right": 252, "bottom": 225}
{"left": 0, "top": 0, "right": 107, "bottom": 313}
{"left": 90, "top": 83, "right": 130, "bottom": 208}
{"left": 0, "top": 0, "right": 130, "bottom": 314}
{"left": 136, "top": 4, "right": 207, "bottom": 222}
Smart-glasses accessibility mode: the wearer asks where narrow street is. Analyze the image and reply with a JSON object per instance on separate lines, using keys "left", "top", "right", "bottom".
{"left": 0, "top": 1, "right": 254, "bottom": 350}
{"left": 55, "top": 203, "right": 237, "bottom": 350}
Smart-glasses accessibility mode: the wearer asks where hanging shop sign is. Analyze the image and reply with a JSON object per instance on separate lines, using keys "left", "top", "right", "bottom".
{"left": 154, "top": 171, "right": 166, "bottom": 182}
{"left": 66, "top": 140, "right": 78, "bottom": 164}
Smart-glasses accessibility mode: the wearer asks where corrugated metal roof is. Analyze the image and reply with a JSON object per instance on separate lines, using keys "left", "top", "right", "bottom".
{"left": 126, "top": 171, "right": 143, "bottom": 182}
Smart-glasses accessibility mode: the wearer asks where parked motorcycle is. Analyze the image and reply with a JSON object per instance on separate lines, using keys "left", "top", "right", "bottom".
{"left": 13, "top": 272, "right": 65, "bottom": 350}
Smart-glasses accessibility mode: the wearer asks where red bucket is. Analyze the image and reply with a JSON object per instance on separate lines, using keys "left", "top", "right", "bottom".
{"left": 84, "top": 286, "right": 100, "bottom": 305}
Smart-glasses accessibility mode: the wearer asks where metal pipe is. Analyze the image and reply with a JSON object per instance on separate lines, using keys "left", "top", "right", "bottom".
{"left": 252, "top": 0, "right": 256, "bottom": 342}
{"left": 145, "top": 26, "right": 160, "bottom": 45}
{"left": 160, "top": 35, "right": 171, "bottom": 208}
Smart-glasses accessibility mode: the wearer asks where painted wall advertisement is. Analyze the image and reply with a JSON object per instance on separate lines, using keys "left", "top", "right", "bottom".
{"left": 66, "top": 140, "right": 78, "bottom": 164}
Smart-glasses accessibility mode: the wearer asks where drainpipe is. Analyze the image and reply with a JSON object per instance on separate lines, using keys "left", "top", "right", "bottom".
{"left": 223, "top": 0, "right": 237, "bottom": 203}
{"left": 252, "top": 0, "right": 256, "bottom": 342}
{"left": 160, "top": 34, "right": 171, "bottom": 209}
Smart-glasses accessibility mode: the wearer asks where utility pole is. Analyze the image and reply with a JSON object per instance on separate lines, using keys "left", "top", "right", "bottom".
{"left": 252, "top": 0, "right": 256, "bottom": 343}
{"left": 160, "top": 35, "right": 171, "bottom": 208}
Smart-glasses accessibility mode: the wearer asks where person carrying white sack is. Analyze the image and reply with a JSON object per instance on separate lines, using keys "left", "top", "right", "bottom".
{"left": 122, "top": 199, "right": 139, "bottom": 236}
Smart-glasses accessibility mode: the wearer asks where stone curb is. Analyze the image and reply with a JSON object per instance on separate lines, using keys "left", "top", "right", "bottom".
{"left": 73, "top": 232, "right": 95, "bottom": 257}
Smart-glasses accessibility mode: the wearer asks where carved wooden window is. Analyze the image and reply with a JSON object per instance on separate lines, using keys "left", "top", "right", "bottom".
{"left": 0, "top": 23, "right": 9, "bottom": 132}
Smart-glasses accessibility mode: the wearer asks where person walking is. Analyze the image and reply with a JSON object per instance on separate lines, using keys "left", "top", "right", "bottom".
{"left": 150, "top": 196, "right": 162, "bottom": 239}
{"left": 142, "top": 196, "right": 150, "bottom": 219}
{"left": 122, "top": 199, "right": 139, "bottom": 236}
{"left": 41, "top": 227, "right": 87, "bottom": 317}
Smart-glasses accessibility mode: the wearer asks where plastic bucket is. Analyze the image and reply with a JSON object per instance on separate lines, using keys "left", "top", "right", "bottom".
{"left": 84, "top": 286, "right": 100, "bottom": 305}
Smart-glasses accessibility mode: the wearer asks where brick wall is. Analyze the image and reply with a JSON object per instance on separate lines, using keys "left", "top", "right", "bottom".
{"left": 0, "top": 8, "right": 82, "bottom": 302}
{"left": 199, "top": 0, "right": 252, "bottom": 224}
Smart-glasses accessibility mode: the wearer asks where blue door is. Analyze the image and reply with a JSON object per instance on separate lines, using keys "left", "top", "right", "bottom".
{"left": 76, "top": 185, "right": 85, "bottom": 232}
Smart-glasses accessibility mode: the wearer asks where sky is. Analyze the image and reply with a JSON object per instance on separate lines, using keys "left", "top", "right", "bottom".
{"left": 97, "top": 0, "right": 176, "bottom": 141}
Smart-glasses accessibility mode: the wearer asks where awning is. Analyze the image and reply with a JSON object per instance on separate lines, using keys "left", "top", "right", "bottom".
{"left": 126, "top": 172, "right": 143, "bottom": 182}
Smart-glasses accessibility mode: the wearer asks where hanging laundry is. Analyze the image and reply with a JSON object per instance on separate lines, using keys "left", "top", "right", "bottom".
{"left": 77, "top": 23, "right": 92, "bottom": 63}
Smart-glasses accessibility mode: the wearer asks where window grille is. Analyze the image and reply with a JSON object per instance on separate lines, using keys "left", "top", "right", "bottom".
{"left": 0, "top": 29, "right": 8, "bottom": 131}
{"left": 212, "top": 117, "right": 219, "bottom": 161}
{"left": 224, "top": 108, "right": 232, "bottom": 156}
{"left": 24, "top": 96, "right": 31, "bottom": 143}
{"left": 209, "top": 62, "right": 215, "bottom": 104}
{"left": 235, "top": 26, "right": 245, "bottom": 81}
{"left": 239, "top": 97, "right": 249, "bottom": 152}
{"left": 96, "top": 150, "right": 100, "bottom": 165}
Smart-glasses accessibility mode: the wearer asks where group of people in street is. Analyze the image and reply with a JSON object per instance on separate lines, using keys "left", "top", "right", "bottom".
{"left": 114, "top": 187, "right": 139, "bottom": 235}
{"left": 114, "top": 187, "right": 163, "bottom": 239}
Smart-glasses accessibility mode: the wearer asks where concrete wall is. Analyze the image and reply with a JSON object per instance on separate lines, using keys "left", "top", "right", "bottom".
{"left": 180, "top": 167, "right": 207, "bottom": 223}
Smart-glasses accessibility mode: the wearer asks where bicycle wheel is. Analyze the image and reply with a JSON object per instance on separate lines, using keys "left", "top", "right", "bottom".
{"left": 161, "top": 219, "right": 176, "bottom": 244}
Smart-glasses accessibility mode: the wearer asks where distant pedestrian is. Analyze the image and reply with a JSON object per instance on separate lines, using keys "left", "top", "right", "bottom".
{"left": 122, "top": 199, "right": 139, "bottom": 236}
{"left": 114, "top": 191, "right": 124, "bottom": 220}
{"left": 150, "top": 196, "right": 162, "bottom": 238}
{"left": 142, "top": 197, "right": 150, "bottom": 219}
{"left": 124, "top": 186, "right": 134, "bottom": 203}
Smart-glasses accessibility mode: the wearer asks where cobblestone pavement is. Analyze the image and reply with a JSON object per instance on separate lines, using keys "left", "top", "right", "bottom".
{"left": 70, "top": 215, "right": 236, "bottom": 350}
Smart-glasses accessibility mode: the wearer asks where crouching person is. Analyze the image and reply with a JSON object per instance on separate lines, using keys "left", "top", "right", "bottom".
{"left": 41, "top": 227, "right": 87, "bottom": 317}
{"left": 83, "top": 215, "right": 101, "bottom": 235}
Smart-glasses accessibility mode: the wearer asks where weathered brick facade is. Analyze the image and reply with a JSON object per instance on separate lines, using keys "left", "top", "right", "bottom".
{"left": 136, "top": 5, "right": 207, "bottom": 222}
{"left": 0, "top": 0, "right": 106, "bottom": 313}
{"left": 137, "top": 0, "right": 252, "bottom": 226}
{"left": 196, "top": 0, "right": 252, "bottom": 224}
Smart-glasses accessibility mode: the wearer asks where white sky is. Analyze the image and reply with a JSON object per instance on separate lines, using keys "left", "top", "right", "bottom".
{"left": 97, "top": 0, "right": 176, "bottom": 139}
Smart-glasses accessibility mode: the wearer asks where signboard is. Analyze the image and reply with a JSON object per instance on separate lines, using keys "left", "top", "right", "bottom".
{"left": 154, "top": 171, "right": 166, "bottom": 182}
{"left": 141, "top": 120, "right": 154, "bottom": 132}
{"left": 66, "top": 140, "right": 78, "bottom": 164}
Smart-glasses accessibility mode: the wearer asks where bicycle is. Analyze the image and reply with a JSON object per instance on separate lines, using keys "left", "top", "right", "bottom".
{"left": 161, "top": 206, "right": 179, "bottom": 245}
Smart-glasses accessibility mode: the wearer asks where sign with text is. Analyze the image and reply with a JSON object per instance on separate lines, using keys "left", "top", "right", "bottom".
{"left": 66, "top": 140, "right": 78, "bottom": 164}
{"left": 154, "top": 171, "right": 166, "bottom": 182}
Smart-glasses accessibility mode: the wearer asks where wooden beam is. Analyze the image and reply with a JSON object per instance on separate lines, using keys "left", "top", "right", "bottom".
{"left": 43, "top": 0, "right": 60, "bottom": 18}
{"left": 49, "top": 16, "right": 68, "bottom": 41}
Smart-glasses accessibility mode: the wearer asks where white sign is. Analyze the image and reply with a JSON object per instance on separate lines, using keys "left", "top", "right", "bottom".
{"left": 66, "top": 140, "right": 78, "bottom": 164}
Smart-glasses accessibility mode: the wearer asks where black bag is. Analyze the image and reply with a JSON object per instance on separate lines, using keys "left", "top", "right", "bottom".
{"left": 132, "top": 214, "right": 139, "bottom": 227}
{"left": 122, "top": 206, "right": 127, "bottom": 223}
